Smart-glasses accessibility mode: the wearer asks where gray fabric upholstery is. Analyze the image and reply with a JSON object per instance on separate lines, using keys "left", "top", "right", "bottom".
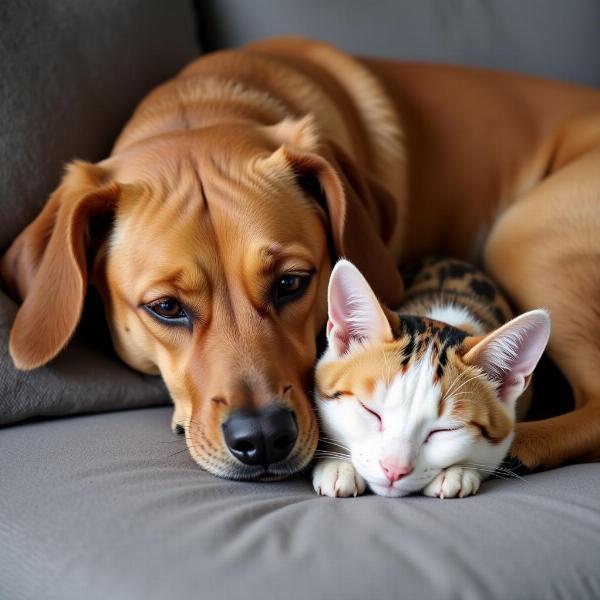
{"left": 0, "top": 0, "right": 600, "bottom": 600}
{"left": 0, "top": 292, "right": 169, "bottom": 426}
{"left": 1, "top": 406, "right": 600, "bottom": 600}
{"left": 2, "top": 4, "right": 600, "bottom": 598}
{"left": 197, "top": 0, "right": 600, "bottom": 86}
{"left": 0, "top": 0, "right": 199, "bottom": 250}
{"left": 0, "top": 0, "right": 199, "bottom": 424}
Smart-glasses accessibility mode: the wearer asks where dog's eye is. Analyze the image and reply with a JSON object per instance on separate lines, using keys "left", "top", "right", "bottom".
{"left": 152, "top": 299, "right": 184, "bottom": 318}
{"left": 145, "top": 298, "right": 187, "bottom": 322}
{"left": 273, "top": 272, "right": 312, "bottom": 308}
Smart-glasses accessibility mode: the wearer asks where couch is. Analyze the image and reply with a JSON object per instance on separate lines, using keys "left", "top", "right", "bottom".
{"left": 2, "top": 2, "right": 600, "bottom": 598}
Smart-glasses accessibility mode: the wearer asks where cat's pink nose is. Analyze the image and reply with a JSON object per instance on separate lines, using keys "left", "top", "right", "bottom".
{"left": 379, "top": 459, "right": 413, "bottom": 483}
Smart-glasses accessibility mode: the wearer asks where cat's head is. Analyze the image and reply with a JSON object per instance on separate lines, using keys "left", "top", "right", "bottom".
{"left": 315, "top": 260, "right": 550, "bottom": 497}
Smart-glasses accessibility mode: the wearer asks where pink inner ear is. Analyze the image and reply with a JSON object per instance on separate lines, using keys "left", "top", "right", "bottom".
{"left": 326, "top": 259, "right": 393, "bottom": 356}
{"left": 327, "top": 318, "right": 352, "bottom": 356}
{"left": 331, "top": 327, "right": 352, "bottom": 356}
{"left": 467, "top": 309, "right": 550, "bottom": 404}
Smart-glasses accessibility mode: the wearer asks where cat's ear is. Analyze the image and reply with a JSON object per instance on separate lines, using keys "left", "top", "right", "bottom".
{"left": 462, "top": 309, "right": 551, "bottom": 404}
{"left": 326, "top": 259, "right": 393, "bottom": 356}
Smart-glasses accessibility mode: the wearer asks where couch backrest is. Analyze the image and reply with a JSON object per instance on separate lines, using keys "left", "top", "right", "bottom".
{"left": 0, "top": 0, "right": 199, "bottom": 425}
{"left": 0, "top": 0, "right": 199, "bottom": 253}
{"left": 196, "top": 0, "right": 600, "bottom": 86}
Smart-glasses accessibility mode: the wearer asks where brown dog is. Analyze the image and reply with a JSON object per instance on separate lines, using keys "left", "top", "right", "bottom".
{"left": 2, "top": 37, "right": 600, "bottom": 477}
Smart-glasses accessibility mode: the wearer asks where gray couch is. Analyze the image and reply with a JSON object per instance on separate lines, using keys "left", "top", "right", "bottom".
{"left": 2, "top": 2, "right": 600, "bottom": 599}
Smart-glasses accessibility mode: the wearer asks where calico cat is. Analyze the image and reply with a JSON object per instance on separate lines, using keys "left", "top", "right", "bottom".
{"left": 313, "top": 257, "right": 550, "bottom": 498}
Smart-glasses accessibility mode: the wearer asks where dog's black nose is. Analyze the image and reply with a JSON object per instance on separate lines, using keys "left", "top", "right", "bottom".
{"left": 221, "top": 405, "right": 298, "bottom": 467}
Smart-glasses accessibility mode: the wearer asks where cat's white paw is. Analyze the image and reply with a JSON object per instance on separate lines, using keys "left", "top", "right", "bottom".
{"left": 423, "top": 466, "right": 481, "bottom": 499}
{"left": 313, "top": 459, "right": 366, "bottom": 498}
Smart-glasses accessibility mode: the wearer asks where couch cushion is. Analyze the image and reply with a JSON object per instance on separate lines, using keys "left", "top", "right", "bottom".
{"left": 0, "top": 292, "right": 169, "bottom": 425}
{"left": 0, "top": 0, "right": 199, "bottom": 424}
{"left": 1, "top": 406, "right": 599, "bottom": 600}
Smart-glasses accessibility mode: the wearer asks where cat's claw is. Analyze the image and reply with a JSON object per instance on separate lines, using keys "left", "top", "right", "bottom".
{"left": 313, "top": 459, "right": 366, "bottom": 498}
{"left": 423, "top": 466, "right": 481, "bottom": 499}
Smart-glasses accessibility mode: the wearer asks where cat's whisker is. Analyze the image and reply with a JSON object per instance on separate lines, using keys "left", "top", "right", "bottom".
{"left": 442, "top": 369, "right": 471, "bottom": 398}
{"left": 463, "top": 462, "right": 527, "bottom": 483}
{"left": 440, "top": 374, "right": 475, "bottom": 407}
{"left": 314, "top": 449, "right": 350, "bottom": 456}
{"left": 443, "top": 367, "right": 481, "bottom": 399}
{"left": 493, "top": 466, "right": 528, "bottom": 482}
{"left": 318, "top": 437, "right": 351, "bottom": 451}
{"left": 495, "top": 465, "right": 523, "bottom": 475}
{"left": 461, "top": 465, "right": 511, "bottom": 480}
{"left": 319, "top": 444, "right": 350, "bottom": 453}
{"left": 448, "top": 391, "right": 477, "bottom": 399}
{"left": 317, "top": 436, "right": 347, "bottom": 445}
{"left": 447, "top": 371, "right": 487, "bottom": 397}
{"left": 315, "top": 450, "right": 350, "bottom": 459}
{"left": 314, "top": 451, "right": 351, "bottom": 461}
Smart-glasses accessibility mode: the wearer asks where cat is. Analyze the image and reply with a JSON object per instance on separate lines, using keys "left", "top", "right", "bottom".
{"left": 312, "top": 257, "right": 550, "bottom": 498}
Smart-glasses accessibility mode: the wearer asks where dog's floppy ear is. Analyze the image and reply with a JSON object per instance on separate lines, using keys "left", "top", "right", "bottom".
{"left": 0, "top": 161, "right": 119, "bottom": 370}
{"left": 260, "top": 117, "right": 405, "bottom": 306}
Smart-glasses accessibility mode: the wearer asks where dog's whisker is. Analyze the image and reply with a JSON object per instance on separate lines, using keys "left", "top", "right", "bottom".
{"left": 165, "top": 448, "right": 194, "bottom": 458}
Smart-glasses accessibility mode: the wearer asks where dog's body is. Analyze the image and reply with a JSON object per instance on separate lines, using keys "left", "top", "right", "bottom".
{"left": 3, "top": 37, "right": 600, "bottom": 476}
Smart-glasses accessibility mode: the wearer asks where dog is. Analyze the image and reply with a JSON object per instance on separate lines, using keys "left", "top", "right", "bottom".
{"left": 2, "top": 37, "right": 600, "bottom": 478}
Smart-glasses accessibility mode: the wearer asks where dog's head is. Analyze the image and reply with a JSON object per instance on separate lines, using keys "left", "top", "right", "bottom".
{"left": 1, "top": 117, "right": 404, "bottom": 480}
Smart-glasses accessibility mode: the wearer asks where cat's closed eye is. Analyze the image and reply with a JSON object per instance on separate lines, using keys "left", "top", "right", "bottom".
{"left": 424, "top": 426, "right": 464, "bottom": 443}
{"left": 359, "top": 401, "right": 382, "bottom": 425}
{"left": 320, "top": 390, "right": 353, "bottom": 399}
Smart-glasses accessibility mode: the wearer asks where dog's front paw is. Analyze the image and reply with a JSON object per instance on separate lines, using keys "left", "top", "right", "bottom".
{"left": 313, "top": 459, "right": 366, "bottom": 498}
{"left": 423, "top": 466, "right": 481, "bottom": 499}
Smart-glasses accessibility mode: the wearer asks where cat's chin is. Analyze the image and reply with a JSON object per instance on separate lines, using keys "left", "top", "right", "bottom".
{"left": 368, "top": 482, "right": 413, "bottom": 498}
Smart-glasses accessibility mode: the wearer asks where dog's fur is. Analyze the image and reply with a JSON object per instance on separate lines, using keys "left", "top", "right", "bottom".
{"left": 3, "top": 37, "right": 600, "bottom": 476}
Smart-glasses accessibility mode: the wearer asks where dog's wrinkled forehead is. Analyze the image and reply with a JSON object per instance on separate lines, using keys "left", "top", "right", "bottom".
{"left": 112, "top": 126, "right": 314, "bottom": 225}
{"left": 106, "top": 128, "right": 326, "bottom": 302}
